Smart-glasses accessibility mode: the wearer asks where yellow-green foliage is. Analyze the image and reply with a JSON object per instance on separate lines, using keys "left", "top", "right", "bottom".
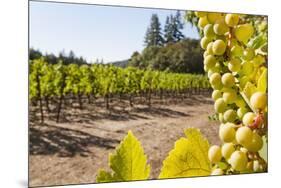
{"left": 96, "top": 131, "right": 150, "bottom": 182}
{"left": 159, "top": 128, "right": 211, "bottom": 178}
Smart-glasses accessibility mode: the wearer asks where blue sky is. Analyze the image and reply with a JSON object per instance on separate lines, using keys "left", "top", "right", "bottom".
{"left": 29, "top": 1, "right": 199, "bottom": 63}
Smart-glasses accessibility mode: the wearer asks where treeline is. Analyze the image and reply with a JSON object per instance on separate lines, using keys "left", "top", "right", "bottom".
{"left": 29, "top": 58, "right": 210, "bottom": 123}
{"left": 128, "top": 11, "right": 204, "bottom": 74}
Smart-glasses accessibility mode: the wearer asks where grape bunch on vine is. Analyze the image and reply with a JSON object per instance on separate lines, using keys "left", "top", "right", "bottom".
{"left": 193, "top": 11, "right": 268, "bottom": 175}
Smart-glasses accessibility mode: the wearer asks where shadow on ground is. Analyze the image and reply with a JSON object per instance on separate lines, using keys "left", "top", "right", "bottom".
{"left": 29, "top": 123, "right": 119, "bottom": 157}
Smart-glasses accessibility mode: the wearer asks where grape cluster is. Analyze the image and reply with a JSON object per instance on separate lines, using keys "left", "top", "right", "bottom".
{"left": 195, "top": 11, "right": 268, "bottom": 174}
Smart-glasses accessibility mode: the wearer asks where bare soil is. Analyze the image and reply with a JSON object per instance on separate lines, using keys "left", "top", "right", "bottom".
{"left": 29, "top": 94, "right": 220, "bottom": 187}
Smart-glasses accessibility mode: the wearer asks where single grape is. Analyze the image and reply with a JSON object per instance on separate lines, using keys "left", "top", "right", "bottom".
{"left": 222, "top": 88, "right": 237, "bottom": 104}
{"left": 198, "top": 16, "right": 209, "bottom": 29}
{"left": 204, "top": 24, "right": 216, "bottom": 39}
{"left": 211, "top": 168, "right": 224, "bottom": 175}
{"left": 228, "top": 58, "right": 241, "bottom": 72}
{"left": 219, "top": 113, "right": 226, "bottom": 123}
{"left": 225, "top": 14, "right": 240, "bottom": 27}
{"left": 212, "top": 39, "right": 226, "bottom": 55}
{"left": 242, "top": 112, "right": 256, "bottom": 126}
{"left": 214, "top": 19, "right": 229, "bottom": 35}
{"left": 207, "top": 13, "right": 223, "bottom": 24}
{"left": 219, "top": 123, "right": 236, "bottom": 142}
{"left": 212, "top": 90, "right": 222, "bottom": 100}
{"left": 221, "top": 73, "right": 235, "bottom": 87}
{"left": 214, "top": 98, "right": 227, "bottom": 113}
{"left": 250, "top": 92, "right": 267, "bottom": 110}
{"left": 204, "top": 55, "right": 217, "bottom": 69}
{"left": 208, "top": 145, "right": 222, "bottom": 164}
{"left": 244, "top": 132, "right": 263, "bottom": 152}
{"left": 253, "top": 160, "right": 263, "bottom": 172}
{"left": 243, "top": 48, "right": 255, "bottom": 61}
{"left": 203, "top": 51, "right": 209, "bottom": 58}
{"left": 237, "top": 107, "right": 249, "bottom": 119}
{"left": 223, "top": 109, "right": 237, "bottom": 123}
{"left": 229, "top": 151, "right": 248, "bottom": 171}
{"left": 221, "top": 143, "right": 235, "bottom": 159}
{"left": 200, "top": 36, "right": 212, "bottom": 50}
{"left": 206, "top": 42, "right": 214, "bottom": 55}
{"left": 209, "top": 72, "right": 222, "bottom": 86}
{"left": 230, "top": 45, "right": 243, "bottom": 57}
{"left": 234, "top": 24, "right": 254, "bottom": 44}
{"left": 236, "top": 126, "right": 253, "bottom": 146}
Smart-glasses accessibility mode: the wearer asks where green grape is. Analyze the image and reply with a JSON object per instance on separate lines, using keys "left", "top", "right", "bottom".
{"left": 244, "top": 132, "right": 263, "bottom": 152}
{"left": 250, "top": 92, "right": 267, "bottom": 110}
{"left": 212, "top": 39, "right": 226, "bottom": 55}
{"left": 242, "top": 112, "right": 256, "bottom": 126}
{"left": 219, "top": 113, "right": 226, "bottom": 123}
{"left": 234, "top": 24, "right": 254, "bottom": 44}
{"left": 206, "top": 42, "right": 214, "bottom": 55}
{"left": 223, "top": 88, "right": 237, "bottom": 104}
{"left": 204, "top": 55, "right": 217, "bottom": 69}
{"left": 208, "top": 145, "right": 222, "bottom": 164}
{"left": 214, "top": 19, "right": 229, "bottom": 35}
{"left": 237, "top": 107, "right": 249, "bottom": 119}
{"left": 200, "top": 36, "right": 212, "bottom": 50}
{"left": 241, "top": 61, "right": 254, "bottom": 75}
{"left": 212, "top": 90, "right": 222, "bottom": 100}
{"left": 210, "top": 63, "right": 222, "bottom": 73}
{"left": 225, "top": 14, "right": 240, "bottom": 27}
{"left": 223, "top": 109, "right": 237, "bottom": 123}
{"left": 207, "top": 13, "right": 223, "bottom": 24}
{"left": 211, "top": 168, "right": 224, "bottom": 175}
{"left": 236, "top": 126, "right": 253, "bottom": 146}
{"left": 198, "top": 16, "right": 209, "bottom": 29}
{"left": 214, "top": 98, "right": 227, "bottom": 113}
{"left": 195, "top": 11, "right": 207, "bottom": 17}
{"left": 221, "top": 143, "right": 235, "bottom": 159}
{"left": 243, "top": 48, "right": 255, "bottom": 61}
{"left": 221, "top": 73, "right": 235, "bottom": 87}
{"left": 219, "top": 123, "right": 236, "bottom": 142}
{"left": 229, "top": 151, "right": 248, "bottom": 171}
{"left": 204, "top": 65, "right": 208, "bottom": 72}
{"left": 203, "top": 51, "right": 209, "bottom": 58}
{"left": 204, "top": 24, "right": 216, "bottom": 38}
{"left": 230, "top": 45, "right": 243, "bottom": 57}
{"left": 209, "top": 72, "right": 222, "bottom": 86}
{"left": 228, "top": 58, "right": 241, "bottom": 72}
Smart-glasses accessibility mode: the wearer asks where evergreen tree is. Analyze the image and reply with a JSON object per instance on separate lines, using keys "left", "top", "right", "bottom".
{"left": 163, "top": 11, "right": 185, "bottom": 44}
{"left": 164, "top": 16, "right": 174, "bottom": 43}
{"left": 144, "top": 14, "right": 164, "bottom": 47}
{"left": 173, "top": 11, "right": 185, "bottom": 41}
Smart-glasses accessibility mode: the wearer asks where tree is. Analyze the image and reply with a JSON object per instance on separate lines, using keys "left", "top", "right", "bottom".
{"left": 144, "top": 14, "right": 164, "bottom": 47}
{"left": 164, "top": 11, "right": 185, "bottom": 44}
{"left": 164, "top": 16, "right": 174, "bottom": 43}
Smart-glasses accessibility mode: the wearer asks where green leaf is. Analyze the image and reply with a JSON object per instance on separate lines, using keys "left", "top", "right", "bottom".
{"left": 257, "top": 68, "right": 267, "bottom": 93}
{"left": 259, "top": 136, "right": 268, "bottom": 163}
{"left": 247, "top": 33, "right": 267, "bottom": 50}
{"left": 159, "top": 128, "right": 211, "bottom": 178}
{"left": 96, "top": 131, "right": 150, "bottom": 183}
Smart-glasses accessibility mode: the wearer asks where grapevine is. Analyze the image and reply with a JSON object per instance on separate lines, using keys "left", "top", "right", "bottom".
{"left": 194, "top": 11, "right": 268, "bottom": 174}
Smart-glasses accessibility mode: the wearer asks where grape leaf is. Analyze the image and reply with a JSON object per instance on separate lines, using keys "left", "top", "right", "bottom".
{"left": 247, "top": 33, "right": 267, "bottom": 50}
{"left": 257, "top": 68, "right": 267, "bottom": 93}
{"left": 96, "top": 131, "right": 150, "bottom": 183}
{"left": 259, "top": 136, "right": 268, "bottom": 163}
{"left": 243, "top": 82, "right": 257, "bottom": 99}
{"left": 159, "top": 128, "right": 211, "bottom": 178}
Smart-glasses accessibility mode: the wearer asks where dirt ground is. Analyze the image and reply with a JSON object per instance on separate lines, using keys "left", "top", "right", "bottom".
{"left": 29, "top": 94, "right": 220, "bottom": 187}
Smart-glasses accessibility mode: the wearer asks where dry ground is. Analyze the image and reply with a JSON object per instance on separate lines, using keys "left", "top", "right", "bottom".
{"left": 29, "top": 94, "right": 220, "bottom": 187}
